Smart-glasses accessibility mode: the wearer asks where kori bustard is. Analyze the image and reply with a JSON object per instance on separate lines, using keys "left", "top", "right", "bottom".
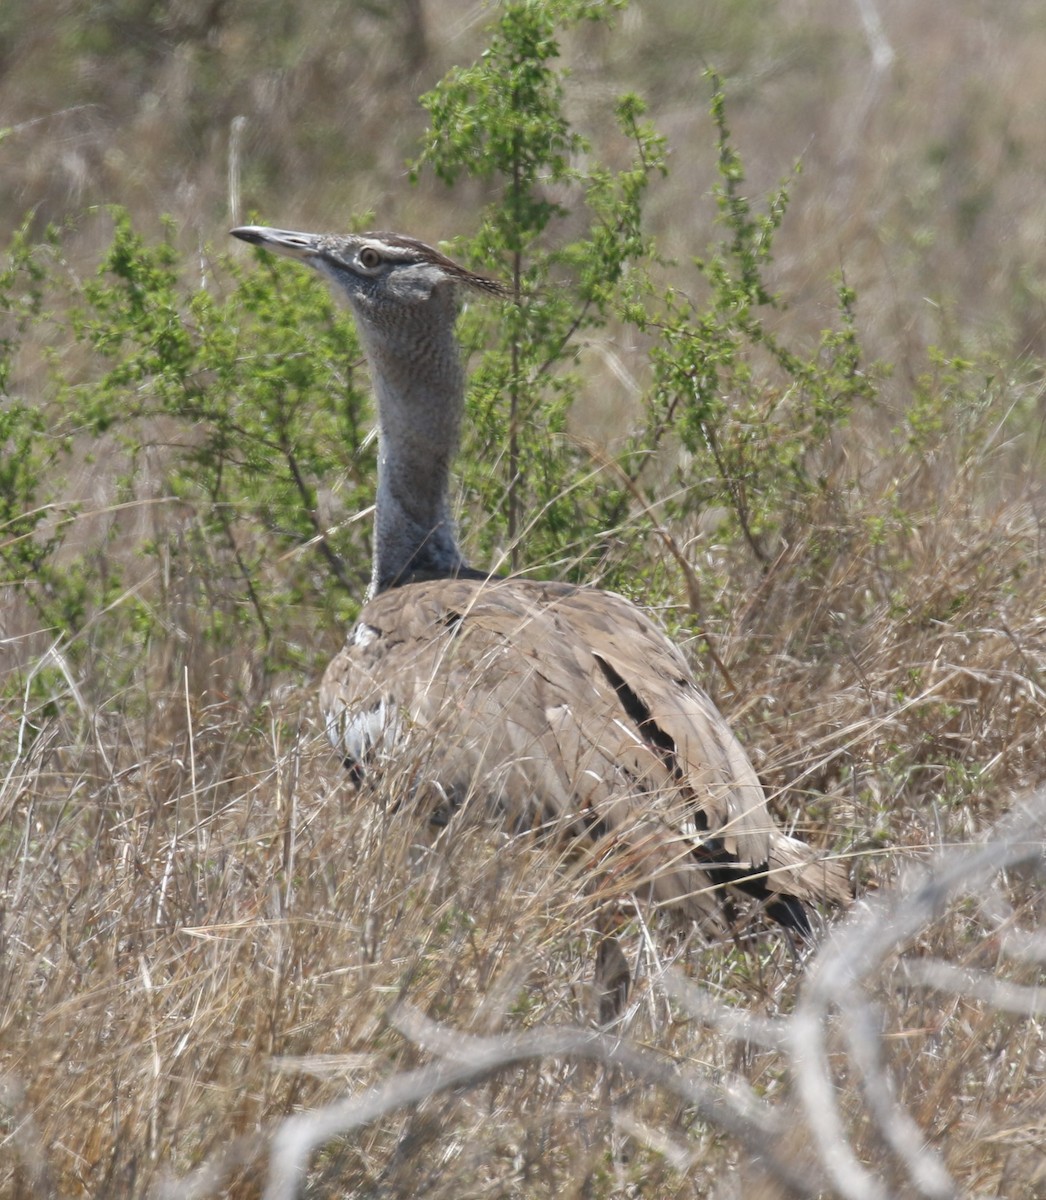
{"left": 231, "top": 224, "right": 849, "bottom": 940}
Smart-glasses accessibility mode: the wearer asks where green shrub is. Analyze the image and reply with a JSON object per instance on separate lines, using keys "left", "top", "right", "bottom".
{"left": 2, "top": 1, "right": 867, "bottom": 718}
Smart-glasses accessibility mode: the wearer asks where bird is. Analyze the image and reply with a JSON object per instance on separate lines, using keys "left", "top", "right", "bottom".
{"left": 230, "top": 224, "right": 850, "bottom": 949}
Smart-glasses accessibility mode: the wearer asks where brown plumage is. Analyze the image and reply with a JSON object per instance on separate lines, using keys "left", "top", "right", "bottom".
{"left": 320, "top": 576, "right": 850, "bottom": 930}
{"left": 231, "top": 224, "right": 850, "bottom": 943}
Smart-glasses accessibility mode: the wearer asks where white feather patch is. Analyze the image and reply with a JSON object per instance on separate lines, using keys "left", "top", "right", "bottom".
{"left": 330, "top": 696, "right": 402, "bottom": 764}
{"left": 352, "top": 622, "right": 381, "bottom": 648}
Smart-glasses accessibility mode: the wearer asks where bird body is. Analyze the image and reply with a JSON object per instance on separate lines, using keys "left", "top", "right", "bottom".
{"left": 320, "top": 573, "right": 846, "bottom": 927}
{"left": 231, "top": 225, "right": 849, "bottom": 934}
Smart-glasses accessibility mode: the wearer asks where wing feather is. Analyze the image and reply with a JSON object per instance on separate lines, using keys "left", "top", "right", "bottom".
{"left": 320, "top": 577, "right": 849, "bottom": 923}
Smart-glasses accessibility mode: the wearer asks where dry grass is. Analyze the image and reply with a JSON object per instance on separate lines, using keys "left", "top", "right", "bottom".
{"left": 2, "top": 418, "right": 1044, "bottom": 1196}
{"left": 3, "top": 3, "right": 1046, "bottom": 1195}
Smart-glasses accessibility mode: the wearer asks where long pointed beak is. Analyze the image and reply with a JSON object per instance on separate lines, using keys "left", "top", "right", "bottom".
{"left": 230, "top": 225, "right": 324, "bottom": 261}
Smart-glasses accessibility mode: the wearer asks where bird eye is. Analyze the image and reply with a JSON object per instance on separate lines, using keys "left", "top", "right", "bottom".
{"left": 358, "top": 247, "right": 382, "bottom": 270}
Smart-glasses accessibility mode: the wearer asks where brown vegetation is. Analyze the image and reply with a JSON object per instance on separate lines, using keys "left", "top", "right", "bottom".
{"left": 2, "top": 1, "right": 1045, "bottom": 1197}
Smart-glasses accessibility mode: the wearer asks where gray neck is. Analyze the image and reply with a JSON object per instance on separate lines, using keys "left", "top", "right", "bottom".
{"left": 362, "top": 317, "right": 468, "bottom": 595}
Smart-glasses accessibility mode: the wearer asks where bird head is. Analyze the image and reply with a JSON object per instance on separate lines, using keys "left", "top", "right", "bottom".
{"left": 230, "top": 226, "right": 505, "bottom": 336}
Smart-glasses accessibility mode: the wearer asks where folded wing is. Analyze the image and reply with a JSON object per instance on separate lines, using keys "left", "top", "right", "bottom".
{"left": 321, "top": 577, "right": 849, "bottom": 929}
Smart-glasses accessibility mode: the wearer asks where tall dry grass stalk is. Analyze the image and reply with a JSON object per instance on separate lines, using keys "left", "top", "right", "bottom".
{"left": 2, "top": 7, "right": 1045, "bottom": 1193}
{"left": 2, "top": 437, "right": 1043, "bottom": 1195}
